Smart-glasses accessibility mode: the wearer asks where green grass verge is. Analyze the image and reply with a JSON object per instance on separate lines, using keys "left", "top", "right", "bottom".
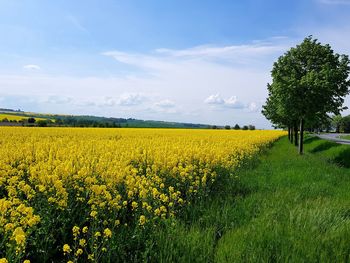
{"left": 144, "top": 136, "right": 350, "bottom": 263}
{"left": 338, "top": 134, "right": 350, "bottom": 140}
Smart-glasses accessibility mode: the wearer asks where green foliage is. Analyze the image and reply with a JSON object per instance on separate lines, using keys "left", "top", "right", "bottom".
{"left": 309, "top": 140, "right": 341, "bottom": 153}
{"left": 340, "top": 115, "right": 350, "bottom": 133}
{"left": 36, "top": 120, "right": 48, "bottom": 127}
{"left": 27, "top": 117, "right": 36, "bottom": 123}
{"left": 270, "top": 36, "right": 350, "bottom": 122}
{"left": 262, "top": 36, "right": 350, "bottom": 153}
{"left": 339, "top": 134, "right": 350, "bottom": 140}
{"left": 147, "top": 223, "right": 216, "bottom": 263}
{"left": 262, "top": 83, "right": 291, "bottom": 128}
{"left": 233, "top": 124, "right": 240, "bottom": 130}
{"left": 307, "top": 136, "right": 350, "bottom": 168}
{"left": 332, "top": 114, "right": 344, "bottom": 132}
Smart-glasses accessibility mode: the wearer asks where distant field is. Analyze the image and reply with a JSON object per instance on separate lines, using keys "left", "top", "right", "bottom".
{"left": 0, "top": 110, "right": 206, "bottom": 128}
{"left": 0, "top": 113, "right": 49, "bottom": 122}
{"left": 0, "top": 113, "right": 29, "bottom": 121}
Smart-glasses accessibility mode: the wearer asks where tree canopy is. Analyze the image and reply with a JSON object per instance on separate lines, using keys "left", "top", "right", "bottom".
{"left": 262, "top": 36, "right": 350, "bottom": 154}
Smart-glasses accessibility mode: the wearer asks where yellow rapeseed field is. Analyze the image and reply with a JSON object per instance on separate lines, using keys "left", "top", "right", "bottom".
{"left": 0, "top": 127, "right": 284, "bottom": 262}
{"left": 0, "top": 114, "right": 47, "bottom": 122}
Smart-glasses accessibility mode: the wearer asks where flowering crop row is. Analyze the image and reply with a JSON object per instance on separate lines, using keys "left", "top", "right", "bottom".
{"left": 0, "top": 128, "right": 284, "bottom": 262}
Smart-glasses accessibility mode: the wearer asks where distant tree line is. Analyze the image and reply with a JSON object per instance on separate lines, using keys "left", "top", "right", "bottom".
{"left": 0, "top": 108, "right": 22, "bottom": 112}
{"left": 0, "top": 118, "right": 18, "bottom": 123}
{"left": 300, "top": 114, "right": 350, "bottom": 133}
{"left": 211, "top": 124, "right": 256, "bottom": 130}
{"left": 0, "top": 117, "right": 123, "bottom": 127}
{"left": 0, "top": 117, "right": 37, "bottom": 126}
{"left": 53, "top": 117, "right": 123, "bottom": 128}
{"left": 329, "top": 114, "right": 350, "bottom": 133}
{"left": 0, "top": 115, "right": 212, "bottom": 129}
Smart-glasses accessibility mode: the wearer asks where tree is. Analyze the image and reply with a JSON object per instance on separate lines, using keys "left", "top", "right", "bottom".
{"left": 37, "top": 120, "right": 48, "bottom": 127}
{"left": 248, "top": 125, "right": 255, "bottom": 130}
{"left": 242, "top": 125, "right": 248, "bottom": 130}
{"left": 263, "top": 36, "right": 350, "bottom": 154}
{"left": 262, "top": 83, "right": 295, "bottom": 143}
{"left": 341, "top": 115, "right": 350, "bottom": 133}
{"left": 224, "top": 125, "right": 231, "bottom": 130}
{"left": 54, "top": 118, "right": 63, "bottom": 126}
{"left": 233, "top": 124, "right": 240, "bottom": 130}
{"left": 27, "top": 117, "right": 36, "bottom": 124}
{"left": 332, "top": 115, "right": 343, "bottom": 133}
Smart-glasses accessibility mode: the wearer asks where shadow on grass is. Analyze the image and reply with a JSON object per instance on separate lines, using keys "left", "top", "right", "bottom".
{"left": 309, "top": 141, "right": 341, "bottom": 153}
{"left": 332, "top": 148, "right": 350, "bottom": 168}
{"left": 304, "top": 136, "right": 320, "bottom": 144}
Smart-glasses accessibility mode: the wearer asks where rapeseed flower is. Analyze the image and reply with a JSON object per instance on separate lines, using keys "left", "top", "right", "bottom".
{"left": 63, "top": 244, "right": 71, "bottom": 254}
{"left": 0, "top": 127, "right": 284, "bottom": 260}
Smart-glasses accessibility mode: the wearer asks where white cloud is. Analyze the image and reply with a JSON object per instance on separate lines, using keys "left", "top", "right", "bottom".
{"left": 2, "top": 37, "right": 299, "bottom": 128}
{"left": 204, "top": 94, "right": 246, "bottom": 109}
{"left": 224, "top": 96, "right": 245, "bottom": 109}
{"left": 44, "top": 95, "right": 72, "bottom": 104}
{"left": 147, "top": 105, "right": 178, "bottom": 114}
{"left": 248, "top": 102, "right": 259, "bottom": 112}
{"left": 155, "top": 43, "right": 286, "bottom": 60}
{"left": 204, "top": 94, "right": 225, "bottom": 105}
{"left": 99, "top": 39, "right": 291, "bottom": 126}
{"left": 23, "top": 64, "right": 40, "bottom": 70}
{"left": 117, "top": 93, "right": 146, "bottom": 106}
{"left": 75, "top": 100, "right": 96, "bottom": 107}
{"left": 99, "top": 96, "right": 116, "bottom": 107}
{"left": 154, "top": 99, "right": 175, "bottom": 108}
{"left": 102, "top": 51, "right": 167, "bottom": 71}
{"left": 103, "top": 40, "right": 289, "bottom": 72}
{"left": 95, "top": 94, "right": 148, "bottom": 107}
{"left": 248, "top": 102, "right": 264, "bottom": 112}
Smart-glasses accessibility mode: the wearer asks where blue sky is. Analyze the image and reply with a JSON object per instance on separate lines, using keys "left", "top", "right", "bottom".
{"left": 1, "top": 0, "right": 350, "bottom": 128}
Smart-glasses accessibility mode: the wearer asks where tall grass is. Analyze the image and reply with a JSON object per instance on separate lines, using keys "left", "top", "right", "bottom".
{"left": 147, "top": 136, "right": 350, "bottom": 263}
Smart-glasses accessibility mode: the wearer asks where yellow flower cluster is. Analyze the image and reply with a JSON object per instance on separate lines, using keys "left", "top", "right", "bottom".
{"left": 0, "top": 127, "right": 284, "bottom": 260}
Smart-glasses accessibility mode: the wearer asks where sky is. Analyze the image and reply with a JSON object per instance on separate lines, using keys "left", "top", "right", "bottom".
{"left": 0, "top": 0, "right": 350, "bottom": 128}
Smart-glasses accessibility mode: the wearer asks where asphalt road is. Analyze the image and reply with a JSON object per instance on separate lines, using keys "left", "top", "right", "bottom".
{"left": 315, "top": 133, "right": 350, "bottom": 145}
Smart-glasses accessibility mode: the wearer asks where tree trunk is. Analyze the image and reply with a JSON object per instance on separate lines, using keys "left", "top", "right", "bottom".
{"left": 288, "top": 126, "right": 291, "bottom": 141}
{"left": 294, "top": 123, "right": 298, "bottom": 146}
{"left": 290, "top": 126, "right": 294, "bottom": 144}
{"left": 299, "top": 119, "right": 304, "bottom": 154}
